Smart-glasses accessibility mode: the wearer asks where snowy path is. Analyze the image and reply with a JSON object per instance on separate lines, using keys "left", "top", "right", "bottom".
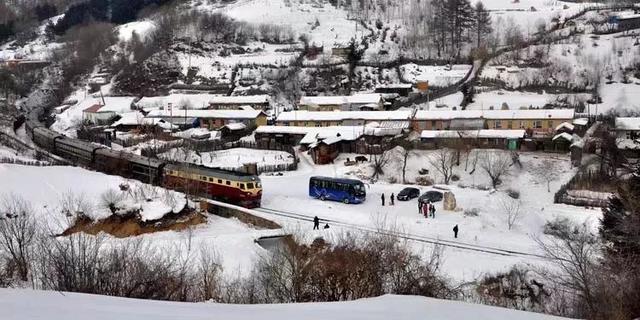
{"left": 254, "top": 206, "right": 547, "bottom": 259}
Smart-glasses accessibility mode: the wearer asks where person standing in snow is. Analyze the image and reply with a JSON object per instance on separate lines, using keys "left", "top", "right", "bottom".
{"left": 313, "top": 216, "right": 320, "bottom": 230}
{"left": 418, "top": 201, "right": 422, "bottom": 214}
{"left": 430, "top": 205, "right": 436, "bottom": 218}
{"left": 381, "top": 193, "right": 385, "bottom": 206}
{"left": 390, "top": 193, "right": 395, "bottom": 206}
{"left": 422, "top": 201, "right": 429, "bottom": 218}
{"left": 453, "top": 224, "right": 459, "bottom": 238}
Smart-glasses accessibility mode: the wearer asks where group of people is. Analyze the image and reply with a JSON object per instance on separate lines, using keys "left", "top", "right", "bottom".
{"left": 419, "top": 200, "right": 436, "bottom": 218}
{"left": 313, "top": 195, "right": 460, "bottom": 238}
{"left": 380, "top": 193, "right": 394, "bottom": 206}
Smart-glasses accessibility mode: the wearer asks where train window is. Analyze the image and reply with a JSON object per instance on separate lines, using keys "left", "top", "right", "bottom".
{"left": 201, "top": 176, "right": 207, "bottom": 181}
{"left": 239, "top": 184, "right": 245, "bottom": 190}
{"left": 226, "top": 181, "right": 230, "bottom": 185}
{"left": 218, "top": 179, "right": 222, "bottom": 184}
{"left": 209, "top": 177, "right": 213, "bottom": 182}
{"left": 247, "top": 183, "right": 254, "bottom": 189}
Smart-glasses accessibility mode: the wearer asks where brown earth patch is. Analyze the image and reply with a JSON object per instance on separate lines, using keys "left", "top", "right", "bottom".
{"left": 61, "top": 211, "right": 207, "bottom": 238}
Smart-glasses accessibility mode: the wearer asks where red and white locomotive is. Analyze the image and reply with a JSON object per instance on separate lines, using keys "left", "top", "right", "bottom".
{"left": 25, "top": 120, "right": 262, "bottom": 208}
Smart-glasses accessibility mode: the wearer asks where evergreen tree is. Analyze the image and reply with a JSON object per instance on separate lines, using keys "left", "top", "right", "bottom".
{"left": 473, "top": 1, "right": 492, "bottom": 48}
{"left": 601, "top": 171, "right": 640, "bottom": 257}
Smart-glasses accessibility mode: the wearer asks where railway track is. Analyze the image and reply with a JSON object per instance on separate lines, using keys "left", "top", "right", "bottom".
{"left": 255, "top": 207, "right": 548, "bottom": 260}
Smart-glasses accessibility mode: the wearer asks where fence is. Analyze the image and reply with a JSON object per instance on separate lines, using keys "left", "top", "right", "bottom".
{"left": 554, "top": 168, "right": 614, "bottom": 207}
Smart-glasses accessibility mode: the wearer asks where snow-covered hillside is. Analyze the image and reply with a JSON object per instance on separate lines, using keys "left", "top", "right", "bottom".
{"left": 0, "top": 289, "right": 568, "bottom": 320}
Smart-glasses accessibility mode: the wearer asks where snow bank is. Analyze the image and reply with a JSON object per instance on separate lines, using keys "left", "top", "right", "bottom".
{"left": 0, "top": 289, "right": 568, "bottom": 320}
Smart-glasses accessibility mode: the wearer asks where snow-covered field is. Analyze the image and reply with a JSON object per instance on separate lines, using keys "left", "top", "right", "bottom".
{"left": 220, "top": 0, "right": 365, "bottom": 50}
{"left": 161, "top": 147, "right": 295, "bottom": 172}
{"left": 255, "top": 148, "right": 600, "bottom": 280}
{"left": 401, "top": 64, "right": 471, "bottom": 86}
{"left": 0, "top": 163, "right": 278, "bottom": 276}
{"left": 0, "top": 289, "right": 568, "bottom": 320}
{"left": 466, "top": 90, "right": 590, "bottom": 110}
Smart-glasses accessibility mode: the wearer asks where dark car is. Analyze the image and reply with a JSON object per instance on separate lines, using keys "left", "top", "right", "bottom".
{"left": 418, "top": 191, "right": 443, "bottom": 204}
{"left": 397, "top": 187, "right": 420, "bottom": 201}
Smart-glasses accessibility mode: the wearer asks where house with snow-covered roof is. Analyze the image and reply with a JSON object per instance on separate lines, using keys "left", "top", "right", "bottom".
{"left": 146, "top": 109, "right": 267, "bottom": 130}
{"left": 208, "top": 95, "right": 270, "bottom": 110}
{"left": 82, "top": 104, "right": 117, "bottom": 125}
{"left": 420, "top": 129, "right": 526, "bottom": 150}
{"left": 298, "top": 94, "right": 384, "bottom": 111}
{"left": 615, "top": 117, "right": 640, "bottom": 157}
{"left": 412, "top": 109, "right": 574, "bottom": 136}
{"left": 276, "top": 110, "right": 412, "bottom": 127}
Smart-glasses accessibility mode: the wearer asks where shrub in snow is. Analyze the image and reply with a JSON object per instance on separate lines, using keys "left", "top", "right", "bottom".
{"left": 415, "top": 176, "right": 434, "bottom": 186}
{"left": 475, "top": 266, "right": 550, "bottom": 313}
{"left": 451, "top": 174, "right": 460, "bottom": 182}
{"left": 506, "top": 188, "right": 520, "bottom": 199}
{"left": 543, "top": 217, "right": 579, "bottom": 239}
{"left": 464, "top": 208, "right": 480, "bottom": 217}
{"left": 387, "top": 176, "right": 398, "bottom": 184}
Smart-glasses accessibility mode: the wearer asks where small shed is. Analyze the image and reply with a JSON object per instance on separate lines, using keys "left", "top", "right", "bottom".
{"left": 555, "top": 122, "right": 575, "bottom": 134}
{"left": 551, "top": 132, "right": 573, "bottom": 152}
{"left": 309, "top": 139, "right": 339, "bottom": 164}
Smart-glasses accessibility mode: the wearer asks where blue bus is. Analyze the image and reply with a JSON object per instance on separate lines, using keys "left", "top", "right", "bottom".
{"left": 309, "top": 176, "right": 366, "bottom": 204}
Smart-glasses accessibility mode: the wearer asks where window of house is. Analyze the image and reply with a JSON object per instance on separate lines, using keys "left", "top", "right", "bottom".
{"left": 548, "top": 120, "right": 553, "bottom": 128}
{"left": 520, "top": 121, "right": 525, "bottom": 129}
{"left": 495, "top": 120, "right": 502, "bottom": 129}
{"left": 508, "top": 120, "right": 513, "bottom": 129}
{"left": 626, "top": 131, "right": 633, "bottom": 139}
{"left": 534, "top": 120, "right": 543, "bottom": 128}
{"left": 431, "top": 120, "right": 436, "bottom": 128}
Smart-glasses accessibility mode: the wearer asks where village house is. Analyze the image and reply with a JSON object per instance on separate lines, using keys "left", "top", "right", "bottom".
{"left": 208, "top": 95, "right": 270, "bottom": 110}
{"left": 276, "top": 110, "right": 413, "bottom": 127}
{"left": 110, "top": 111, "right": 184, "bottom": 132}
{"left": 615, "top": 117, "right": 640, "bottom": 158}
{"left": 420, "top": 129, "right": 526, "bottom": 150}
{"left": 82, "top": 104, "right": 117, "bottom": 125}
{"left": 413, "top": 109, "right": 574, "bottom": 137}
{"left": 614, "top": 12, "right": 640, "bottom": 30}
{"left": 298, "top": 94, "right": 384, "bottom": 111}
{"left": 255, "top": 124, "right": 406, "bottom": 164}
{"left": 145, "top": 109, "right": 267, "bottom": 130}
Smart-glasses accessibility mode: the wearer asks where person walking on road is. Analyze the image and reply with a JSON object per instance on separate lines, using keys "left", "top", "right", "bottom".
{"left": 390, "top": 193, "right": 395, "bottom": 206}
{"left": 453, "top": 224, "right": 459, "bottom": 238}
{"left": 418, "top": 201, "right": 422, "bottom": 214}
{"left": 313, "top": 216, "right": 320, "bottom": 230}
{"left": 381, "top": 193, "right": 385, "bottom": 206}
{"left": 430, "top": 205, "right": 436, "bottom": 218}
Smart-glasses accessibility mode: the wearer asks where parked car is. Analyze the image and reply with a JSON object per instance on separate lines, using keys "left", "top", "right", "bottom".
{"left": 418, "top": 190, "right": 443, "bottom": 204}
{"left": 397, "top": 187, "right": 420, "bottom": 201}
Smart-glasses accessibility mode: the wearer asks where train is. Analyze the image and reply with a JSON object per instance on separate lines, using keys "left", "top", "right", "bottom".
{"left": 24, "top": 120, "right": 262, "bottom": 208}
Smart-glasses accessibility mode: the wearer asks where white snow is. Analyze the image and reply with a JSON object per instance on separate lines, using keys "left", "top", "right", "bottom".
{"left": 137, "top": 94, "right": 225, "bottom": 111}
{"left": 299, "top": 94, "right": 382, "bottom": 106}
{"left": 0, "top": 164, "right": 185, "bottom": 231}
{"left": 255, "top": 148, "right": 600, "bottom": 281}
{"left": 146, "top": 109, "right": 264, "bottom": 119}
{"left": 400, "top": 64, "right": 471, "bottom": 86}
{"left": 116, "top": 20, "right": 157, "bottom": 42}
{"left": 0, "top": 289, "right": 568, "bottom": 320}
{"left": 615, "top": 117, "right": 640, "bottom": 130}
{"left": 160, "top": 148, "right": 295, "bottom": 172}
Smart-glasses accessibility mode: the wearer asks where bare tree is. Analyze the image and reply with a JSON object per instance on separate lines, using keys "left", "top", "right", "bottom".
{"left": 428, "top": 148, "right": 457, "bottom": 184}
{"left": 499, "top": 195, "right": 523, "bottom": 230}
{"left": 371, "top": 149, "right": 392, "bottom": 181}
{"left": 535, "top": 225, "right": 601, "bottom": 318}
{"left": 536, "top": 160, "right": 558, "bottom": 192}
{"left": 479, "top": 151, "right": 511, "bottom": 189}
{"left": 0, "top": 195, "right": 38, "bottom": 281}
